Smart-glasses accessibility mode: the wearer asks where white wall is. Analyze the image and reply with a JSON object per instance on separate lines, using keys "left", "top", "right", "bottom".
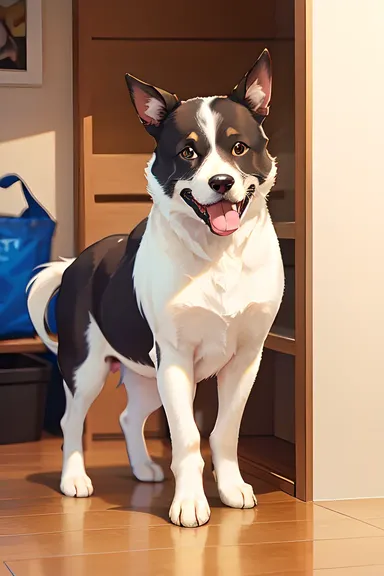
{"left": 0, "top": 0, "right": 74, "bottom": 259}
{"left": 313, "top": 0, "right": 384, "bottom": 500}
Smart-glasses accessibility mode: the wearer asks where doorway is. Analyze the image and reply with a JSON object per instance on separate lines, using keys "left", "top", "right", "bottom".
{"left": 73, "top": 0, "right": 312, "bottom": 501}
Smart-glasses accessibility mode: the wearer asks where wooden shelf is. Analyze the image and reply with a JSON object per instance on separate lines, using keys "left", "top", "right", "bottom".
{"left": 238, "top": 435, "right": 296, "bottom": 496}
{"left": 265, "top": 326, "right": 295, "bottom": 355}
{"left": 0, "top": 337, "right": 47, "bottom": 354}
{"left": 274, "top": 221, "right": 295, "bottom": 239}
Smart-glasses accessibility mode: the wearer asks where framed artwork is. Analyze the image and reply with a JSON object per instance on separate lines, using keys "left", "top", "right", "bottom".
{"left": 0, "top": 0, "right": 42, "bottom": 86}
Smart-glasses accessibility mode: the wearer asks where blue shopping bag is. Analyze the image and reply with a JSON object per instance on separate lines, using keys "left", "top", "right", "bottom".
{"left": 0, "top": 174, "right": 56, "bottom": 339}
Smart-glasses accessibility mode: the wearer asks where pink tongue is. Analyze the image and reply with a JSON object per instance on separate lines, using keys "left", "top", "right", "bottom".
{"left": 206, "top": 200, "right": 240, "bottom": 236}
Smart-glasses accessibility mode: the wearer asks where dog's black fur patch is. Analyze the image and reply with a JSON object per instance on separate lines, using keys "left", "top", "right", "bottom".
{"left": 56, "top": 219, "right": 153, "bottom": 392}
{"left": 210, "top": 98, "right": 272, "bottom": 183}
{"left": 151, "top": 99, "right": 211, "bottom": 197}
{"left": 95, "top": 222, "right": 154, "bottom": 366}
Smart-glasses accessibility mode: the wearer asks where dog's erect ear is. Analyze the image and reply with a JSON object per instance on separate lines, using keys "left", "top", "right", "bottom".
{"left": 125, "top": 74, "right": 179, "bottom": 136}
{"left": 230, "top": 49, "right": 272, "bottom": 122}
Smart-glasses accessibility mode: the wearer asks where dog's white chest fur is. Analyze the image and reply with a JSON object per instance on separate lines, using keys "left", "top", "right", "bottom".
{"left": 134, "top": 204, "right": 284, "bottom": 381}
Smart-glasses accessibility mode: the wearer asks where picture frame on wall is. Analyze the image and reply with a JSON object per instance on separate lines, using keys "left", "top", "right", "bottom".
{"left": 0, "top": 0, "right": 42, "bottom": 86}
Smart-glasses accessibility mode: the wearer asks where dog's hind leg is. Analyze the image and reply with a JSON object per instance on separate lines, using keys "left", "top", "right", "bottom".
{"left": 119, "top": 367, "right": 164, "bottom": 482}
{"left": 60, "top": 318, "right": 109, "bottom": 498}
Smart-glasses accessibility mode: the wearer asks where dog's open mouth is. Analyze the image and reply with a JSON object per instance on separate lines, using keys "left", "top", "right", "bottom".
{"left": 180, "top": 185, "right": 256, "bottom": 236}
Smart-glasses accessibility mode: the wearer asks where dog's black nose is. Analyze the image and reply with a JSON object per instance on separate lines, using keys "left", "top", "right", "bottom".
{"left": 208, "top": 174, "right": 235, "bottom": 195}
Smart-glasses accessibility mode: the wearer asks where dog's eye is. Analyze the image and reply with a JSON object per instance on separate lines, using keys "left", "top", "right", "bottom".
{"left": 180, "top": 146, "right": 198, "bottom": 160}
{"left": 232, "top": 142, "right": 249, "bottom": 157}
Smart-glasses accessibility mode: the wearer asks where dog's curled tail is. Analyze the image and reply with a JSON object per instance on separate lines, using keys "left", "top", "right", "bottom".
{"left": 26, "top": 258, "right": 74, "bottom": 355}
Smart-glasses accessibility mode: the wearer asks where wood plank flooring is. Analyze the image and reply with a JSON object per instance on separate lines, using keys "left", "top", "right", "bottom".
{"left": 0, "top": 437, "right": 384, "bottom": 574}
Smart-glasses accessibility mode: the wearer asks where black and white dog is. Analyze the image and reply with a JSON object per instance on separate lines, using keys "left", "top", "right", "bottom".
{"left": 27, "top": 49, "right": 284, "bottom": 528}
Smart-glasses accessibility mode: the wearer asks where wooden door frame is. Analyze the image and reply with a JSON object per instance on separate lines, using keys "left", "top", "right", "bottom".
{"left": 294, "top": 0, "right": 313, "bottom": 501}
{"left": 73, "top": 0, "right": 314, "bottom": 497}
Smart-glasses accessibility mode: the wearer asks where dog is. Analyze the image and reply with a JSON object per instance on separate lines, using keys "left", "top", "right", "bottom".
{"left": 27, "top": 48, "right": 284, "bottom": 528}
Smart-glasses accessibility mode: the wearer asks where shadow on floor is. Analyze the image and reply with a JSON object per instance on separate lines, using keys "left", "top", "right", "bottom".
{"left": 25, "top": 456, "right": 278, "bottom": 525}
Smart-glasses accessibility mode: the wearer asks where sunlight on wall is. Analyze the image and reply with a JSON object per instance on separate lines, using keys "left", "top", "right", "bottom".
{"left": 0, "top": 0, "right": 73, "bottom": 260}
{"left": 0, "top": 131, "right": 56, "bottom": 219}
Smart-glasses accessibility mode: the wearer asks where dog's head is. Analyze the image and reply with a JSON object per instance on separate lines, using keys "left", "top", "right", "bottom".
{"left": 125, "top": 49, "right": 276, "bottom": 238}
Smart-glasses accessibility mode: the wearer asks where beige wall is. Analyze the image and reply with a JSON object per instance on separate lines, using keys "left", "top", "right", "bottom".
{"left": 313, "top": 0, "right": 384, "bottom": 500}
{"left": 0, "top": 0, "right": 73, "bottom": 259}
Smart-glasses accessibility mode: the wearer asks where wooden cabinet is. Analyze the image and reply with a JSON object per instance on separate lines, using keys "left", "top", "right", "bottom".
{"left": 73, "top": 0, "right": 312, "bottom": 501}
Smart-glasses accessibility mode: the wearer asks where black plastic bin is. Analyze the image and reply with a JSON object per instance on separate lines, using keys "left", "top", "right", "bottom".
{"left": 0, "top": 354, "right": 51, "bottom": 444}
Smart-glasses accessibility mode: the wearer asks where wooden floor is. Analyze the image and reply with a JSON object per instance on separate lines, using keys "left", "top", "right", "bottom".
{"left": 1, "top": 438, "right": 384, "bottom": 575}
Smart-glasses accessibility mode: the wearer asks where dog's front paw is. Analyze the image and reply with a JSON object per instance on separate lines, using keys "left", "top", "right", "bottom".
{"left": 218, "top": 482, "right": 257, "bottom": 509}
{"left": 133, "top": 460, "right": 165, "bottom": 483}
{"left": 60, "top": 474, "right": 94, "bottom": 498}
{"left": 169, "top": 493, "right": 211, "bottom": 528}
